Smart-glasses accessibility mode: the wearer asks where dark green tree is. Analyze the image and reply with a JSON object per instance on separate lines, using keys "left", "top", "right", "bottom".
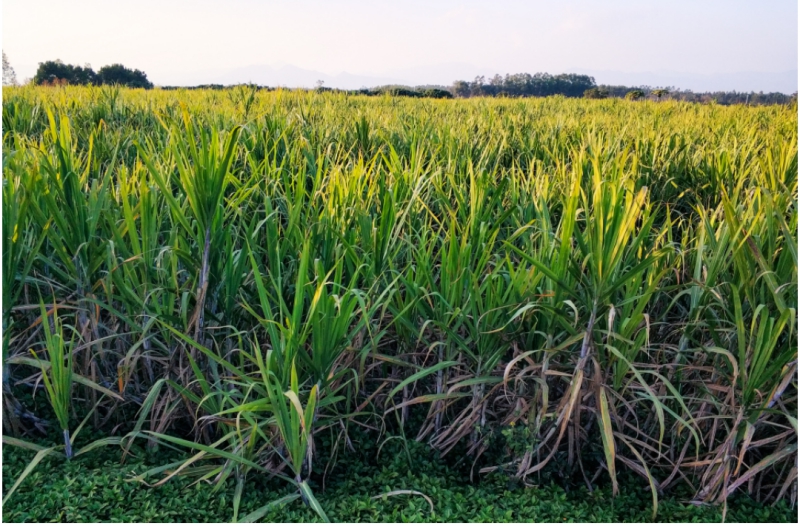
{"left": 420, "top": 88, "right": 453, "bottom": 99}
{"left": 371, "top": 85, "right": 421, "bottom": 97}
{"left": 33, "top": 60, "right": 97, "bottom": 85}
{"left": 97, "top": 64, "right": 153, "bottom": 89}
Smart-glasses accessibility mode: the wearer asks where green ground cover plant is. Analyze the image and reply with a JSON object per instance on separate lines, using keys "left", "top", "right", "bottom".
{"left": 3, "top": 433, "right": 796, "bottom": 522}
{"left": 1, "top": 85, "right": 797, "bottom": 521}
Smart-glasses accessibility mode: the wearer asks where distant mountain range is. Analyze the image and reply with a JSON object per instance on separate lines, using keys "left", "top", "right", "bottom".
{"left": 158, "top": 62, "right": 798, "bottom": 94}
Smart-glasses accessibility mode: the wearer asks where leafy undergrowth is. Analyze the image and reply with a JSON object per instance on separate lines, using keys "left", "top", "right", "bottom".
{"left": 3, "top": 437, "right": 796, "bottom": 523}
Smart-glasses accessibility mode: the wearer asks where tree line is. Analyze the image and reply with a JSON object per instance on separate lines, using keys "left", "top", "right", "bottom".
{"left": 31, "top": 60, "right": 153, "bottom": 88}
{"left": 584, "top": 84, "right": 795, "bottom": 105}
{"left": 452, "top": 73, "right": 596, "bottom": 98}
{"left": 450, "top": 72, "right": 796, "bottom": 105}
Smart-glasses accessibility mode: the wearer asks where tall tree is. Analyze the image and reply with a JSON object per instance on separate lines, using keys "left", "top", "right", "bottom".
{"left": 3, "top": 52, "right": 18, "bottom": 86}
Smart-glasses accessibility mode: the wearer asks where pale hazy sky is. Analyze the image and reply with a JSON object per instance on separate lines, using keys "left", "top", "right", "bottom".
{"left": 3, "top": 0, "right": 798, "bottom": 90}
